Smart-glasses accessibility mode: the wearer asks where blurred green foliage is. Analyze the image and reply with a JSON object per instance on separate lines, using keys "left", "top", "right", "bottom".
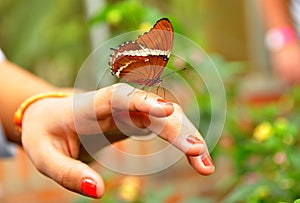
{"left": 218, "top": 69, "right": 300, "bottom": 202}
{"left": 0, "top": 0, "right": 89, "bottom": 86}
{"left": 88, "top": 0, "right": 189, "bottom": 41}
{"left": 89, "top": 0, "right": 162, "bottom": 33}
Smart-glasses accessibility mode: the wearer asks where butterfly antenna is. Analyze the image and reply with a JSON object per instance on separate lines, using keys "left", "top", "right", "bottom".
{"left": 162, "top": 67, "right": 186, "bottom": 79}
{"left": 155, "top": 85, "right": 159, "bottom": 96}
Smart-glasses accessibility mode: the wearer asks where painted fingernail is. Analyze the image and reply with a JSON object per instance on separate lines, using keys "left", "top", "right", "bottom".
{"left": 81, "top": 178, "right": 97, "bottom": 198}
{"left": 157, "top": 98, "right": 172, "bottom": 105}
{"left": 186, "top": 135, "right": 203, "bottom": 145}
{"left": 201, "top": 153, "right": 214, "bottom": 167}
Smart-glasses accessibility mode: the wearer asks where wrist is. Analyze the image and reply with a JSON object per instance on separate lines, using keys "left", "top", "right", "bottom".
{"left": 265, "top": 26, "right": 298, "bottom": 52}
{"left": 14, "top": 91, "right": 73, "bottom": 134}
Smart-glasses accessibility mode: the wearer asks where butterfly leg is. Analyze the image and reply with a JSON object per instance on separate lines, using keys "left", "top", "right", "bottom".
{"left": 155, "top": 83, "right": 166, "bottom": 99}
{"left": 143, "top": 86, "right": 150, "bottom": 100}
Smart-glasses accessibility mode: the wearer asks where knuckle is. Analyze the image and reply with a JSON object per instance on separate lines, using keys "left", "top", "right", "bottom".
{"left": 111, "top": 83, "right": 130, "bottom": 90}
{"left": 56, "top": 165, "right": 72, "bottom": 186}
{"left": 107, "top": 83, "right": 131, "bottom": 97}
{"left": 54, "top": 160, "right": 85, "bottom": 189}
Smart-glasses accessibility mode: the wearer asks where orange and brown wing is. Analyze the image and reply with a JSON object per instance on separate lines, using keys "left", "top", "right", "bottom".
{"left": 109, "top": 18, "right": 174, "bottom": 86}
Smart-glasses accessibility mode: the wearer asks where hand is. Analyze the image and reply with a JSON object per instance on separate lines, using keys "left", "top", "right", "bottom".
{"left": 20, "top": 83, "right": 214, "bottom": 198}
{"left": 271, "top": 41, "right": 300, "bottom": 85}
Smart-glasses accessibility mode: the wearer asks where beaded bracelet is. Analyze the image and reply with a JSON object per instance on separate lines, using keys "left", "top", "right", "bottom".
{"left": 14, "top": 92, "right": 73, "bottom": 134}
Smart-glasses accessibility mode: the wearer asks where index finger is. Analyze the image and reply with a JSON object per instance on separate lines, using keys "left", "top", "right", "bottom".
{"left": 111, "top": 83, "right": 174, "bottom": 117}
{"left": 73, "top": 83, "right": 174, "bottom": 134}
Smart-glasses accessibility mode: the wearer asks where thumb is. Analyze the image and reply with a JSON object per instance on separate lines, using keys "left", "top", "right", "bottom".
{"left": 34, "top": 147, "right": 104, "bottom": 198}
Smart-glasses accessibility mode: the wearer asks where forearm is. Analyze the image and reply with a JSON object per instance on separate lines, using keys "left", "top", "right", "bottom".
{"left": 260, "top": 0, "right": 293, "bottom": 29}
{"left": 0, "top": 60, "right": 57, "bottom": 143}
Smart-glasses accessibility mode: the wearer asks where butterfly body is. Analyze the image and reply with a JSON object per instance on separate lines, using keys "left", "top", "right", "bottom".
{"left": 109, "top": 18, "right": 174, "bottom": 86}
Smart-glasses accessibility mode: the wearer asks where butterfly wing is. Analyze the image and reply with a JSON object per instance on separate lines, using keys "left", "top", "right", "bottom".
{"left": 110, "top": 18, "right": 174, "bottom": 86}
{"left": 136, "top": 18, "right": 173, "bottom": 55}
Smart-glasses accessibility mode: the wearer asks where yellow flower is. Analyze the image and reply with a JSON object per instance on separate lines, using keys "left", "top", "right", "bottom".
{"left": 118, "top": 176, "right": 141, "bottom": 202}
{"left": 253, "top": 122, "right": 273, "bottom": 142}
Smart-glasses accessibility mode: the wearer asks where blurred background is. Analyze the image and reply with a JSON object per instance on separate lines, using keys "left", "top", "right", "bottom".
{"left": 1, "top": 0, "right": 300, "bottom": 202}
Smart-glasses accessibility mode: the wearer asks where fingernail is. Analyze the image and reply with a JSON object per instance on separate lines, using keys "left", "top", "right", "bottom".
{"left": 201, "top": 153, "right": 214, "bottom": 167}
{"left": 186, "top": 135, "right": 203, "bottom": 145}
{"left": 81, "top": 178, "right": 97, "bottom": 198}
{"left": 157, "top": 98, "right": 172, "bottom": 105}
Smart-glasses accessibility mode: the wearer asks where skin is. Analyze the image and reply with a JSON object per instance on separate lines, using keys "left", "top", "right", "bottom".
{"left": 260, "top": 0, "right": 300, "bottom": 85}
{"left": 0, "top": 60, "right": 214, "bottom": 198}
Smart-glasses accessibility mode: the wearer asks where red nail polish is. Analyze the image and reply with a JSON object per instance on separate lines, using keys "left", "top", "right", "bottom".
{"left": 186, "top": 135, "right": 203, "bottom": 145}
{"left": 81, "top": 178, "right": 97, "bottom": 198}
{"left": 157, "top": 98, "right": 172, "bottom": 105}
{"left": 201, "top": 154, "right": 214, "bottom": 167}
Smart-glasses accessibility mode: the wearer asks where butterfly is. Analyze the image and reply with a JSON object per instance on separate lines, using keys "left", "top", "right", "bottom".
{"left": 109, "top": 18, "right": 174, "bottom": 87}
